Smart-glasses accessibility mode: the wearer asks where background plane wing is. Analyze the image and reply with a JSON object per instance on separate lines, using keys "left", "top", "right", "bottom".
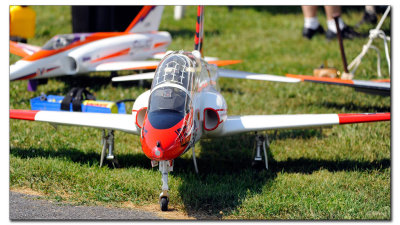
{"left": 217, "top": 113, "right": 390, "bottom": 137}
{"left": 10, "top": 41, "right": 41, "bottom": 58}
{"left": 286, "top": 74, "right": 391, "bottom": 96}
{"left": 93, "top": 61, "right": 160, "bottom": 72}
{"left": 219, "top": 69, "right": 301, "bottom": 83}
{"left": 112, "top": 72, "right": 155, "bottom": 82}
{"left": 10, "top": 110, "right": 140, "bottom": 135}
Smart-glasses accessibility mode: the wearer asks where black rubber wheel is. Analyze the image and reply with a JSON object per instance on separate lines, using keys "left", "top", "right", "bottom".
{"left": 160, "top": 197, "right": 168, "bottom": 211}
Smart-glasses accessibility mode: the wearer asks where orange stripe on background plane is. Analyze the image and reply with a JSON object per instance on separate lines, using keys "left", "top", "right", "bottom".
{"left": 286, "top": 74, "right": 355, "bottom": 84}
{"left": 125, "top": 6, "right": 155, "bottom": 32}
{"left": 208, "top": 60, "right": 242, "bottom": 67}
{"left": 91, "top": 48, "right": 131, "bottom": 63}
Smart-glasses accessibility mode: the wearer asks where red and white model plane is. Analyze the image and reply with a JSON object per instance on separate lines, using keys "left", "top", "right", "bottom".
{"left": 10, "top": 6, "right": 171, "bottom": 90}
{"left": 10, "top": 6, "right": 390, "bottom": 211}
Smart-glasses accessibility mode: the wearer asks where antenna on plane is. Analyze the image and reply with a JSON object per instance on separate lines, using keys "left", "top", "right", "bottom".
{"left": 194, "top": 6, "right": 204, "bottom": 57}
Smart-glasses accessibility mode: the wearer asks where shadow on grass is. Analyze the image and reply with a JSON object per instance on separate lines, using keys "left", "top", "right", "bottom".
{"left": 220, "top": 87, "right": 245, "bottom": 95}
{"left": 53, "top": 75, "right": 112, "bottom": 93}
{"left": 10, "top": 129, "right": 390, "bottom": 219}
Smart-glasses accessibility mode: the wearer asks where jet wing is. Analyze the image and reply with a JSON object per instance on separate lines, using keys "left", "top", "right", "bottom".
{"left": 112, "top": 72, "right": 156, "bottom": 82}
{"left": 219, "top": 69, "right": 301, "bottom": 83}
{"left": 93, "top": 61, "right": 161, "bottom": 72}
{"left": 10, "top": 110, "right": 140, "bottom": 135}
{"left": 286, "top": 74, "right": 391, "bottom": 96}
{"left": 10, "top": 41, "right": 41, "bottom": 58}
{"left": 217, "top": 113, "right": 390, "bottom": 137}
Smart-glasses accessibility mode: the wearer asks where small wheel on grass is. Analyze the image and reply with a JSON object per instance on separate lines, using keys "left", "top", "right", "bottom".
{"left": 160, "top": 197, "right": 168, "bottom": 211}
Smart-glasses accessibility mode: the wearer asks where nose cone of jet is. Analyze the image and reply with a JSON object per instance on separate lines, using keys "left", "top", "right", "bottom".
{"left": 140, "top": 119, "right": 190, "bottom": 161}
{"left": 10, "top": 60, "right": 36, "bottom": 80}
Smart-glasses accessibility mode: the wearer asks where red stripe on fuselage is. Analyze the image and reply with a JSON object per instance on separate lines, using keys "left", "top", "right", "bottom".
{"left": 16, "top": 72, "right": 37, "bottom": 80}
{"left": 10, "top": 109, "right": 39, "bottom": 121}
{"left": 338, "top": 113, "right": 390, "bottom": 124}
{"left": 153, "top": 42, "right": 169, "bottom": 48}
{"left": 17, "top": 66, "right": 60, "bottom": 81}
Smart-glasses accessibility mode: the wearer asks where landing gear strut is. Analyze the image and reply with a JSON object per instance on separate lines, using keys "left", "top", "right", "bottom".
{"left": 252, "top": 132, "right": 270, "bottom": 170}
{"left": 100, "top": 129, "right": 119, "bottom": 167}
{"left": 158, "top": 160, "right": 173, "bottom": 211}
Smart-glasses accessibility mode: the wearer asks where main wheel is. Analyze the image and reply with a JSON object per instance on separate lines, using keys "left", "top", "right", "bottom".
{"left": 160, "top": 197, "right": 169, "bottom": 211}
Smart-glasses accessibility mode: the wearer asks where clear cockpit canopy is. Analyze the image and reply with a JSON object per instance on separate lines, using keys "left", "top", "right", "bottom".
{"left": 42, "top": 34, "right": 88, "bottom": 50}
{"left": 151, "top": 51, "right": 200, "bottom": 91}
{"left": 147, "top": 51, "right": 199, "bottom": 129}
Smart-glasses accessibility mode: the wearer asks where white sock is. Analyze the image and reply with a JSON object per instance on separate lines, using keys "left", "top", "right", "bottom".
{"left": 365, "top": 6, "right": 376, "bottom": 14}
{"left": 327, "top": 17, "right": 345, "bottom": 33}
{"left": 304, "top": 17, "right": 320, "bottom": 30}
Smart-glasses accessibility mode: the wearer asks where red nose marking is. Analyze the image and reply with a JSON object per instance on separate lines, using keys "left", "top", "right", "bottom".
{"left": 140, "top": 113, "right": 192, "bottom": 161}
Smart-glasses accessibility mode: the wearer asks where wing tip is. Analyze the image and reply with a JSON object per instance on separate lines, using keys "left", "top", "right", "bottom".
{"left": 10, "top": 109, "right": 39, "bottom": 121}
{"left": 338, "top": 113, "right": 390, "bottom": 124}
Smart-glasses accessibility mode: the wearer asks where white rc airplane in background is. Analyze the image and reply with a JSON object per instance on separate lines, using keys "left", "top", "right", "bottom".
{"left": 9, "top": 5, "right": 242, "bottom": 91}
{"left": 10, "top": 6, "right": 170, "bottom": 86}
{"left": 10, "top": 6, "right": 390, "bottom": 211}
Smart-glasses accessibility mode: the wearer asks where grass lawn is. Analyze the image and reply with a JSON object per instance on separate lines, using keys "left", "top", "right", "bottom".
{"left": 9, "top": 6, "right": 391, "bottom": 220}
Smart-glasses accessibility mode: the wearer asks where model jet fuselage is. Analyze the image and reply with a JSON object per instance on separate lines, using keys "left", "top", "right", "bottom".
{"left": 134, "top": 50, "right": 227, "bottom": 161}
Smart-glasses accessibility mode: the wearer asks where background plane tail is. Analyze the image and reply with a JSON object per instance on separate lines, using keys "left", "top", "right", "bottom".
{"left": 194, "top": 6, "right": 204, "bottom": 56}
{"left": 125, "top": 6, "right": 165, "bottom": 33}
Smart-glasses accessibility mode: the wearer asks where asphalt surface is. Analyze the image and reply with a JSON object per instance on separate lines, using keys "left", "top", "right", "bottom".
{"left": 9, "top": 191, "right": 162, "bottom": 220}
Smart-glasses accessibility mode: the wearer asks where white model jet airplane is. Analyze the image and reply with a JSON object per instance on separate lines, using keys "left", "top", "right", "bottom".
{"left": 10, "top": 6, "right": 390, "bottom": 211}
{"left": 9, "top": 5, "right": 242, "bottom": 91}
{"left": 10, "top": 6, "right": 169, "bottom": 84}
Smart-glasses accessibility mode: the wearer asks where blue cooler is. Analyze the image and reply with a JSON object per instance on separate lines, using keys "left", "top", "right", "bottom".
{"left": 30, "top": 94, "right": 126, "bottom": 114}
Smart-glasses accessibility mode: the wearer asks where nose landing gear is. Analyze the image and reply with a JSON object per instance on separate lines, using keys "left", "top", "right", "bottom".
{"left": 158, "top": 160, "right": 173, "bottom": 211}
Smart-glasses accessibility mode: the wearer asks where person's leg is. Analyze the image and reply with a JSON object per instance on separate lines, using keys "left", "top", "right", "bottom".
{"left": 301, "top": 6, "right": 324, "bottom": 39}
{"left": 302, "top": 6, "right": 319, "bottom": 29}
{"left": 324, "top": 6, "right": 360, "bottom": 40}
{"left": 324, "top": 6, "right": 344, "bottom": 32}
{"left": 302, "top": 5, "right": 318, "bottom": 18}
{"left": 362, "top": 6, "right": 378, "bottom": 24}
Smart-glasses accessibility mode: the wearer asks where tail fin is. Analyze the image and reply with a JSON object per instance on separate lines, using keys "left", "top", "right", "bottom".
{"left": 194, "top": 6, "right": 204, "bottom": 56}
{"left": 125, "top": 6, "right": 165, "bottom": 33}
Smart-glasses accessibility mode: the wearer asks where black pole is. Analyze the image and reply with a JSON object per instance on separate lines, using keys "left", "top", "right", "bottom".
{"left": 334, "top": 16, "right": 349, "bottom": 73}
